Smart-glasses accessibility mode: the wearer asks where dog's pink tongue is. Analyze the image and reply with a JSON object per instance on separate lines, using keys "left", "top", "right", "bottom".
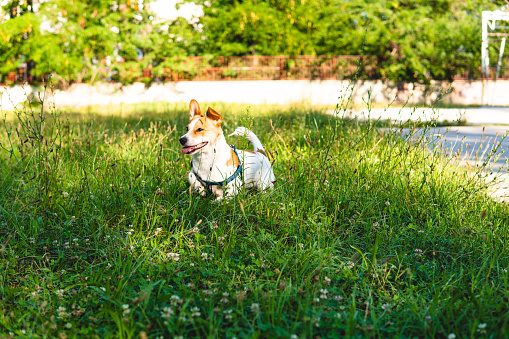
{"left": 181, "top": 146, "right": 193, "bottom": 154}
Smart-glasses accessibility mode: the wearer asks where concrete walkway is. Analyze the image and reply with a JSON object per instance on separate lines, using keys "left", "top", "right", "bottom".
{"left": 345, "top": 106, "right": 509, "bottom": 200}
{"left": 349, "top": 106, "right": 509, "bottom": 125}
{"left": 399, "top": 126, "right": 509, "bottom": 200}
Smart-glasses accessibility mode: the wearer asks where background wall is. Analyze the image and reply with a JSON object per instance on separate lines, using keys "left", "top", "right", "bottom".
{"left": 1, "top": 80, "right": 507, "bottom": 111}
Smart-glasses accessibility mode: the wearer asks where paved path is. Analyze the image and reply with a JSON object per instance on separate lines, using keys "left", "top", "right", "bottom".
{"left": 348, "top": 106, "right": 509, "bottom": 125}
{"left": 344, "top": 106, "right": 509, "bottom": 171}
{"left": 402, "top": 126, "right": 509, "bottom": 172}
{"left": 345, "top": 106, "right": 509, "bottom": 199}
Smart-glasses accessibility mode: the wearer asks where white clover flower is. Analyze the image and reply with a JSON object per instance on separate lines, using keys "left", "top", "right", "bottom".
{"left": 334, "top": 313, "right": 341, "bottom": 319}
{"left": 65, "top": 323, "right": 72, "bottom": 329}
{"left": 57, "top": 306, "right": 69, "bottom": 319}
{"left": 448, "top": 334, "right": 456, "bottom": 339}
{"left": 122, "top": 304, "right": 130, "bottom": 315}
{"left": 187, "top": 282, "right": 195, "bottom": 289}
{"left": 220, "top": 292, "right": 229, "bottom": 303}
{"left": 167, "top": 252, "right": 180, "bottom": 262}
{"left": 170, "top": 295, "right": 182, "bottom": 306}
{"left": 290, "top": 335, "right": 298, "bottom": 339}
{"left": 385, "top": 201, "right": 390, "bottom": 206}
{"left": 477, "top": 323, "right": 487, "bottom": 333}
{"left": 191, "top": 306, "right": 201, "bottom": 317}
{"left": 414, "top": 249, "right": 423, "bottom": 257}
{"left": 381, "top": 303, "right": 391, "bottom": 312}
{"left": 249, "top": 252, "right": 255, "bottom": 257}
{"left": 62, "top": 191, "right": 69, "bottom": 198}
{"left": 161, "top": 307, "right": 174, "bottom": 319}
{"left": 223, "top": 309, "right": 233, "bottom": 320}
{"left": 334, "top": 295, "right": 344, "bottom": 301}
{"left": 324, "top": 276, "right": 331, "bottom": 285}
{"left": 55, "top": 289, "right": 65, "bottom": 297}
{"left": 319, "top": 288, "right": 328, "bottom": 299}
{"left": 201, "top": 252, "right": 208, "bottom": 260}
{"left": 100, "top": 287, "right": 106, "bottom": 292}
{"left": 250, "top": 303, "right": 260, "bottom": 313}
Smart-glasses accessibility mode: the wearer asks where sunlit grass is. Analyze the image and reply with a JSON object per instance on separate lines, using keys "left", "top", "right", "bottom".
{"left": 0, "top": 99, "right": 508, "bottom": 338}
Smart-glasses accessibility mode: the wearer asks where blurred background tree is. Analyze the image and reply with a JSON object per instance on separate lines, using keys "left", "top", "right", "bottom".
{"left": 0, "top": 0, "right": 507, "bottom": 85}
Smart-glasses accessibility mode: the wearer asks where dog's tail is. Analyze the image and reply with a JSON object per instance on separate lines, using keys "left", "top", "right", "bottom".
{"left": 229, "top": 127, "right": 264, "bottom": 151}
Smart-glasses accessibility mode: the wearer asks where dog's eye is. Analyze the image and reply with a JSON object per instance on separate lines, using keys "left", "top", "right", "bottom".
{"left": 186, "top": 127, "right": 189, "bottom": 132}
{"left": 196, "top": 128, "right": 204, "bottom": 132}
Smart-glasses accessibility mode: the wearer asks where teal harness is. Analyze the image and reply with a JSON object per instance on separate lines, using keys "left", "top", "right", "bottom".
{"left": 191, "top": 145, "right": 243, "bottom": 195}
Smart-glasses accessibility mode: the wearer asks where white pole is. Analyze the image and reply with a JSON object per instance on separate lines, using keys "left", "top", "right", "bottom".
{"left": 481, "top": 12, "right": 490, "bottom": 79}
{"left": 496, "top": 37, "right": 506, "bottom": 80}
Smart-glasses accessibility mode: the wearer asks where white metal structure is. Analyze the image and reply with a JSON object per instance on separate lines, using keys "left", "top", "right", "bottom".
{"left": 482, "top": 4, "right": 509, "bottom": 79}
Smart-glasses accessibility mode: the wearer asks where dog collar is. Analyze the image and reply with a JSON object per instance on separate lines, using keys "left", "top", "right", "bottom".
{"left": 191, "top": 145, "right": 243, "bottom": 195}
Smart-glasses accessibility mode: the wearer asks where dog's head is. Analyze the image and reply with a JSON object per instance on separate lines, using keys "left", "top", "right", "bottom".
{"left": 179, "top": 99, "right": 223, "bottom": 155}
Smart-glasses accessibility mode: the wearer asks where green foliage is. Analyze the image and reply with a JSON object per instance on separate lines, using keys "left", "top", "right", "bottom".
{"left": 312, "top": 0, "right": 507, "bottom": 82}
{"left": 0, "top": 0, "right": 199, "bottom": 86}
{"left": 0, "top": 0, "right": 508, "bottom": 83}
{"left": 197, "top": 0, "right": 319, "bottom": 56}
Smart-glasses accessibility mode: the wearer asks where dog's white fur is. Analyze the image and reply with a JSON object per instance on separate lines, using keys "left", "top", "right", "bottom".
{"left": 180, "top": 100, "right": 275, "bottom": 200}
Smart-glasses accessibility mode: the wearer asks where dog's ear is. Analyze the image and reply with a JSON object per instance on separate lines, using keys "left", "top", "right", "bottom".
{"left": 189, "top": 99, "right": 202, "bottom": 120}
{"left": 206, "top": 107, "right": 222, "bottom": 125}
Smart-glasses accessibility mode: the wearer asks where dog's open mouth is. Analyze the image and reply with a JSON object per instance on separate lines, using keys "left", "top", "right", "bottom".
{"left": 181, "top": 142, "right": 208, "bottom": 154}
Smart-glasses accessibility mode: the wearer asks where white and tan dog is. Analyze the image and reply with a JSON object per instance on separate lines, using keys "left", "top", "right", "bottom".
{"left": 179, "top": 99, "right": 275, "bottom": 200}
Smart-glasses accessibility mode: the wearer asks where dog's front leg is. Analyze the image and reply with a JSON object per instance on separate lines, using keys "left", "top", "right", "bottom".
{"left": 188, "top": 172, "right": 207, "bottom": 196}
{"left": 222, "top": 180, "right": 240, "bottom": 200}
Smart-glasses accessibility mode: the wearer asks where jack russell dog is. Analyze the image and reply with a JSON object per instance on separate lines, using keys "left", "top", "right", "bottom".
{"left": 179, "top": 99, "right": 275, "bottom": 200}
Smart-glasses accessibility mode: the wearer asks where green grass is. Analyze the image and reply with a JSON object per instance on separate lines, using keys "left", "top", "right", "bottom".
{"left": 0, "top": 98, "right": 508, "bottom": 339}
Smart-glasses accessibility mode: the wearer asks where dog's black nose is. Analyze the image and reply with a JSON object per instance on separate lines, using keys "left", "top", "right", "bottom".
{"left": 179, "top": 137, "right": 187, "bottom": 145}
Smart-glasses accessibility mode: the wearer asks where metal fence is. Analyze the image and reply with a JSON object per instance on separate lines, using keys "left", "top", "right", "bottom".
{"left": 157, "top": 55, "right": 374, "bottom": 81}
{"left": 3, "top": 55, "right": 509, "bottom": 85}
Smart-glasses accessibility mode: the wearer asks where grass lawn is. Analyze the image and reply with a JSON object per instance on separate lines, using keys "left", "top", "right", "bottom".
{"left": 0, "top": 98, "right": 508, "bottom": 338}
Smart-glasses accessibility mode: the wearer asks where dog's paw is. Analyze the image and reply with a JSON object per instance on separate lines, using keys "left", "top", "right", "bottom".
{"left": 229, "top": 126, "right": 249, "bottom": 138}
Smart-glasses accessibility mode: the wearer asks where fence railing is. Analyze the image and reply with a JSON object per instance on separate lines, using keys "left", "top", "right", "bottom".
{"left": 156, "top": 55, "right": 375, "bottom": 81}
{"left": 3, "top": 55, "right": 509, "bottom": 85}
{"left": 3, "top": 55, "right": 375, "bottom": 85}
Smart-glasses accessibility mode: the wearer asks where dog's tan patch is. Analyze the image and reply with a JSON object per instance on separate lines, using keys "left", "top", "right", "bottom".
{"left": 256, "top": 149, "right": 266, "bottom": 157}
{"left": 226, "top": 148, "right": 240, "bottom": 167}
{"left": 186, "top": 116, "right": 222, "bottom": 145}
